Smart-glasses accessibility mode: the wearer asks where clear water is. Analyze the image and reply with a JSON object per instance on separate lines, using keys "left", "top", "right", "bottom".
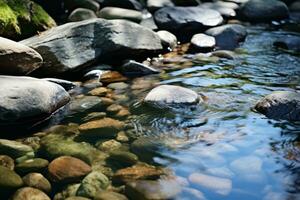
{"left": 48, "top": 26, "right": 300, "bottom": 199}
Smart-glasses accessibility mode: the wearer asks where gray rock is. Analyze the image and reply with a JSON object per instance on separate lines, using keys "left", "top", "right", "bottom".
{"left": 191, "top": 33, "right": 216, "bottom": 51}
{"left": 255, "top": 91, "right": 300, "bottom": 121}
{"left": 154, "top": 7, "right": 223, "bottom": 36}
{"left": 273, "top": 35, "right": 300, "bottom": 52}
{"left": 238, "top": 0, "right": 289, "bottom": 22}
{"left": 22, "top": 173, "right": 51, "bottom": 194}
{"left": 99, "top": 0, "right": 143, "bottom": 10}
{"left": 69, "top": 96, "right": 104, "bottom": 114}
{"left": 0, "top": 37, "right": 42, "bottom": 75}
{"left": 147, "top": 0, "right": 174, "bottom": 12}
{"left": 120, "top": 60, "right": 159, "bottom": 76}
{"left": 0, "top": 76, "right": 70, "bottom": 126}
{"left": 98, "top": 7, "right": 143, "bottom": 23}
{"left": 205, "top": 24, "right": 247, "bottom": 50}
{"left": 144, "top": 85, "right": 201, "bottom": 107}
{"left": 156, "top": 30, "right": 178, "bottom": 49}
{"left": 68, "top": 8, "right": 97, "bottom": 22}
{"left": 11, "top": 187, "right": 51, "bottom": 200}
{"left": 0, "top": 139, "right": 33, "bottom": 159}
{"left": 76, "top": 170, "right": 109, "bottom": 198}
{"left": 21, "top": 19, "right": 163, "bottom": 76}
{"left": 200, "top": 2, "right": 237, "bottom": 18}
{"left": 140, "top": 16, "right": 158, "bottom": 30}
{"left": 43, "top": 78, "right": 77, "bottom": 91}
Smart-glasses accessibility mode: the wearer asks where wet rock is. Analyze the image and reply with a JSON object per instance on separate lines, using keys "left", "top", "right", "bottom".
{"left": 0, "top": 155, "right": 14, "bottom": 170}
{"left": 211, "top": 50, "right": 236, "bottom": 59}
{"left": 94, "top": 191, "right": 128, "bottom": 200}
{"left": 100, "top": 71, "right": 128, "bottom": 84}
{"left": 125, "top": 179, "right": 181, "bottom": 200}
{"left": 0, "top": 76, "right": 70, "bottom": 127}
{"left": 120, "top": 60, "right": 159, "bottom": 76}
{"left": 11, "top": 187, "right": 50, "bottom": 200}
{"left": 69, "top": 96, "right": 104, "bottom": 114}
{"left": 0, "top": 165, "right": 23, "bottom": 192}
{"left": 76, "top": 170, "right": 109, "bottom": 198}
{"left": 64, "top": 0, "right": 100, "bottom": 12}
{"left": 21, "top": 19, "right": 162, "bottom": 76}
{"left": 144, "top": 85, "right": 201, "bottom": 107}
{"left": 43, "top": 78, "right": 77, "bottom": 91}
{"left": 0, "top": 0, "right": 56, "bottom": 40}
{"left": 79, "top": 118, "right": 125, "bottom": 138}
{"left": 107, "top": 104, "right": 124, "bottom": 114}
{"left": 99, "top": 0, "right": 143, "bottom": 10}
{"left": 22, "top": 173, "right": 51, "bottom": 194}
{"left": 273, "top": 35, "right": 300, "bottom": 52}
{"left": 190, "top": 33, "right": 216, "bottom": 51}
{"left": 189, "top": 173, "right": 232, "bottom": 195}
{"left": 205, "top": 24, "right": 247, "bottom": 50}
{"left": 107, "top": 82, "right": 129, "bottom": 90}
{"left": 116, "top": 131, "right": 129, "bottom": 142}
{"left": 53, "top": 183, "right": 81, "bottom": 200}
{"left": 97, "top": 139, "right": 122, "bottom": 152}
{"left": 68, "top": 8, "right": 97, "bottom": 22}
{"left": 83, "top": 112, "right": 107, "bottom": 122}
{"left": 147, "top": 0, "right": 174, "bottom": 12}
{"left": 156, "top": 30, "right": 178, "bottom": 49}
{"left": 238, "top": 0, "right": 289, "bottom": 22}
{"left": 200, "top": 2, "right": 237, "bottom": 18}
{"left": 15, "top": 158, "right": 49, "bottom": 175}
{"left": 48, "top": 156, "right": 92, "bottom": 183}
{"left": 113, "top": 164, "right": 165, "bottom": 184}
{"left": 88, "top": 87, "right": 109, "bottom": 96}
{"left": 108, "top": 150, "right": 138, "bottom": 167}
{"left": 98, "top": 7, "right": 143, "bottom": 23}
{"left": 0, "top": 139, "right": 33, "bottom": 159}
{"left": 154, "top": 7, "right": 223, "bottom": 36}
{"left": 255, "top": 91, "right": 300, "bottom": 121}
{"left": 0, "top": 37, "right": 42, "bottom": 75}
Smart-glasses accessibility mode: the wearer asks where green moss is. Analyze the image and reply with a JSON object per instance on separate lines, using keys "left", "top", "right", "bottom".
{"left": 0, "top": 1, "right": 20, "bottom": 37}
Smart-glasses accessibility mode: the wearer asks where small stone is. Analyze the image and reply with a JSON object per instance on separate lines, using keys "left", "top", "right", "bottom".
{"left": 68, "top": 8, "right": 97, "bottom": 22}
{"left": 107, "top": 82, "right": 129, "bottom": 90}
{"left": 120, "top": 60, "right": 159, "bottom": 76}
{"left": 0, "top": 165, "right": 23, "bottom": 191}
{"left": 22, "top": 173, "right": 51, "bottom": 194}
{"left": 15, "top": 158, "right": 49, "bottom": 175}
{"left": 98, "top": 7, "right": 143, "bottom": 23}
{"left": 147, "top": 0, "right": 174, "bottom": 12}
{"left": 88, "top": 87, "right": 109, "bottom": 96}
{"left": 97, "top": 140, "right": 122, "bottom": 152}
{"left": 0, "top": 155, "right": 14, "bottom": 170}
{"left": 0, "top": 139, "right": 33, "bottom": 159}
{"left": 108, "top": 151, "right": 138, "bottom": 167}
{"left": 191, "top": 33, "right": 216, "bottom": 51}
{"left": 107, "top": 104, "right": 124, "bottom": 114}
{"left": 100, "top": 71, "right": 128, "bottom": 84}
{"left": 53, "top": 184, "right": 80, "bottom": 200}
{"left": 94, "top": 191, "right": 128, "bottom": 200}
{"left": 83, "top": 112, "right": 107, "bottom": 122}
{"left": 11, "top": 187, "right": 50, "bottom": 200}
{"left": 69, "top": 96, "right": 104, "bottom": 114}
{"left": 115, "top": 109, "right": 131, "bottom": 119}
{"left": 157, "top": 30, "right": 178, "bottom": 49}
{"left": 116, "top": 132, "right": 129, "bottom": 142}
{"left": 48, "top": 156, "right": 92, "bottom": 183}
{"left": 211, "top": 50, "right": 236, "bottom": 59}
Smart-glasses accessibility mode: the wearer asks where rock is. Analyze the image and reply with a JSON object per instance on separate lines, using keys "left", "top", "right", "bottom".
{"left": 200, "top": 2, "right": 237, "bottom": 18}
{"left": 88, "top": 87, "right": 109, "bottom": 96}
{"left": 79, "top": 118, "right": 125, "bottom": 138}
{"left": 0, "top": 0, "right": 56, "bottom": 40}
{"left": 120, "top": 60, "right": 159, "bottom": 76}
{"left": 64, "top": 0, "right": 100, "bottom": 12}
{"left": 100, "top": 71, "right": 128, "bottom": 84}
{"left": 230, "top": 156, "right": 262, "bottom": 174}
{"left": 108, "top": 150, "right": 138, "bottom": 167}
{"left": 43, "top": 78, "right": 77, "bottom": 91}
{"left": 11, "top": 187, "right": 50, "bottom": 200}
{"left": 211, "top": 50, "right": 236, "bottom": 59}
{"left": 156, "top": 30, "right": 178, "bottom": 49}
{"left": 107, "top": 82, "right": 129, "bottom": 90}
{"left": 273, "top": 35, "right": 300, "bottom": 52}
{"left": 97, "top": 140, "right": 122, "bottom": 152}
{"left": 147, "top": 0, "right": 174, "bottom": 12}
{"left": 83, "top": 112, "right": 106, "bottom": 122}
{"left": 48, "top": 156, "right": 92, "bottom": 183}
{"left": 0, "top": 155, "right": 14, "bottom": 170}
{"left": 0, "top": 37, "right": 42, "bottom": 75}
{"left": 99, "top": 0, "right": 143, "bottom": 10}
{"left": 69, "top": 96, "right": 104, "bottom": 114}
{"left": 21, "top": 19, "right": 162, "bottom": 76}
{"left": 113, "top": 164, "right": 165, "bottom": 184}
{"left": 65, "top": 197, "right": 91, "bottom": 200}
{"left": 76, "top": 170, "right": 109, "bottom": 198}
{"left": 106, "top": 104, "right": 124, "bottom": 114}
{"left": 144, "top": 85, "right": 201, "bottom": 107}
{"left": 154, "top": 7, "right": 223, "bottom": 37}
{"left": 94, "top": 191, "right": 128, "bottom": 200}
{"left": 189, "top": 173, "right": 232, "bottom": 195}
{"left": 98, "top": 7, "right": 143, "bottom": 23}
{"left": 125, "top": 179, "right": 181, "bottom": 200}
{"left": 22, "top": 173, "right": 51, "bottom": 194}
{"left": 190, "top": 33, "right": 216, "bottom": 51}
{"left": 53, "top": 183, "right": 81, "bottom": 200}
{"left": 0, "top": 76, "right": 70, "bottom": 126}
{"left": 205, "top": 24, "right": 247, "bottom": 50}
{"left": 140, "top": 17, "right": 158, "bottom": 30}
{"left": 116, "top": 131, "right": 129, "bottom": 142}
{"left": 255, "top": 91, "right": 300, "bottom": 121}
{"left": 0, "top": 139, "right": 33, "bottom": 159}
{"left": 0, "top": 166, "right": 23, "bottom": 191}
{"left": 68, "top": 8, "right": 97, "bottom": 22}
{"left": 40, "top": 134, "right": 106, "bottom": 164}
{"left": 238, "top": 0, "right": 289, "bottom": 22}
{"left": 15, "top": 158, "right": 49, "bottom": 175}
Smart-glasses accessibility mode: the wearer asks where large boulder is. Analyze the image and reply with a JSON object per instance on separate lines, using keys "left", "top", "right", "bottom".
{"left": 154, "top": 7, "right": 223, "bottom": 38}
{"left": 255, "top": 91, "right": 300, "bottom": 121}
{"left": 21, "top": 18, "right": 163, "bottom": 76}
{"left": 0, "top": 76, "right": 70, "bottom": 126}
{"left": 0, "top": 37, "right": 43, "bottom": 75}
{"left": 238, "top": 0, "right": 289, "bottom": 23}
{"left": 0, "top": 0, "right": 56, "bottom": 40}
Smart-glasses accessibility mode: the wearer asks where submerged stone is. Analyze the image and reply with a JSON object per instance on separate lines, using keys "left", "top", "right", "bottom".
{"left": 0, "top": 139, "right": 33, "bottom": 159}
{"left": 0, "top": 165, "right": 23, "bottom": 191}
{"left": 22, "top": 173, "right": 51, "bottom": 194}
{"left": 11, "top": 187, "right": 51, "bottom": 200}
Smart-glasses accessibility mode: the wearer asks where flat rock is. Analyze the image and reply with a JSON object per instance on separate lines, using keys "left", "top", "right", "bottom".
{"left": 144, "top": 85, "right": 201, "bottom": 107}
{"left": 0, "top": 76, "right": 70, "bottom": 126}
{"left": 238, "top": 0, "right": 289, "bottom": 22}
{"left": 11, "top": 187, "right": 50, "bottom": 200}
{"left": 21, "top": 19, "right": 162, "bottom": 76}
{"left": 0, "top": 37, "right": 42, "bottom": 75}
{"left": 255, "top": 91, "right": 300, "bottom": 121}
{"left": 48, "top": 156, "right": 92, "bottom": 183}
{"left": 98, "top": 7, "right": 143, "bottom": 23}
{"left": 205, "top": 24, "right": 247, "bottom": 50}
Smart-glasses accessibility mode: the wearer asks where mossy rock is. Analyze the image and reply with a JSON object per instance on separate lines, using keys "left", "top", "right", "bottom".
{"left": 0, "top": 0, "right": 56, "bottom": 39}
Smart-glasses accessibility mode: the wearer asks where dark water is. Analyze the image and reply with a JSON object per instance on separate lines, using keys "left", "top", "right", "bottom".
{"left": 50, "top": 26, "right": 300, "bottom": 199}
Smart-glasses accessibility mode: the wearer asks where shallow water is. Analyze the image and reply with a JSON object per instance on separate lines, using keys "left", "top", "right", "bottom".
{"left": 38, "top": 26, "right": 300, "bottom": 199}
